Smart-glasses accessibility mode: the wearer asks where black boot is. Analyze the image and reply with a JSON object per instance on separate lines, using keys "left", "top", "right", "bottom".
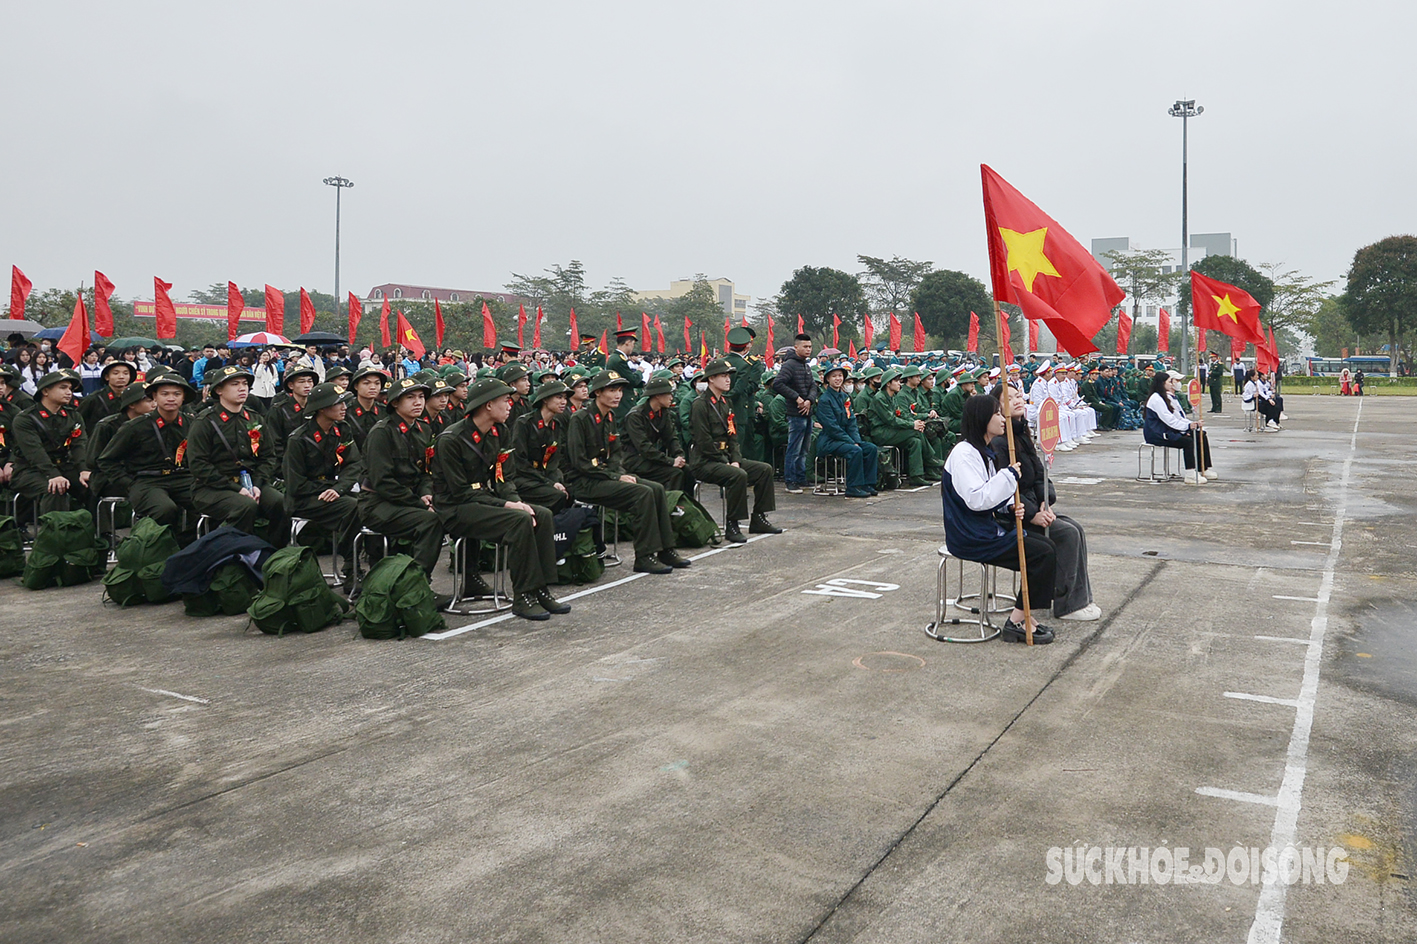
{"left": 535, "top": 587, "right": 571, "bottom": 614}
{"left": 658, "top": 548, "right": 691, "bottom": 568}
{"left": 513, "top": 592, "right": 551, "bottom": 621}
{"left": 749, "top": 513, "right": 782, "bottom": 534}
{"left": 460, "top": 572, "right": 495, "bottom": 598}
{"left": 633, "top": 556, "right": 673, "bottom": 574}
{"left": 724, "top": 521, "right": 748, "bottom": 544}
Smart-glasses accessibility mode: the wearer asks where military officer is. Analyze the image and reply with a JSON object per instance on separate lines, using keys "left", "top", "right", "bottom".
{"left": 577, "top": 332, "right": 605, "bottom": 370}
{"left": 510, "top": 380, "right": 571, "bottom": 513}
{"left": 359, "top": 376, "right": 444, "bottom": 578}
{"left": 723, "top": 325, "right": 765, "bottom": 462}
{"left": 433, "top": 378, "right": 570, "bottom": 621}
{"left": 603, "top": 328, "right": 643, "bottom": 423}
{"left": 12, "top": 369, "right": 90, "bottom": 514}
{"left": 96, "top": 373, "right": 195, "bottom": 533}
{"left": 689, "top": 359, "right": 781, "bottom": 544}
{"left": 283, "top": 381, "right": 364, "bottom": 589}
{"left": 186, "top": 365, "right": 287, "bottom": 540}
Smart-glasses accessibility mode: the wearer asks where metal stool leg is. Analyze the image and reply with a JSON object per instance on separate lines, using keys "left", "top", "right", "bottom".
{"left": 289, "top": 517, "right": 341, "bottom": 586}
{"left": 600, "top": 507, "right": 621, "bottom": 566}
{"left": 350, "top": 527, "right": 389, "bottom": 596}
{"left": 925, "top": 550, "right": 1002, "bottom": 643}
{"left": 444, "top": 537, "right": 512, "bottom": 615}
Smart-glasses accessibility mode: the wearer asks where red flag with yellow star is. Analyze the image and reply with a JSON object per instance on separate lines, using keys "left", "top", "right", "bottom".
{"left": 396, "top": 311, "right": 425, "bottom": 359}
{"left": 981, "top": 164, "right": 1124, "bottom": 357}
{"left": 1190, "top": 270, "right": 1264, "bottom": 345}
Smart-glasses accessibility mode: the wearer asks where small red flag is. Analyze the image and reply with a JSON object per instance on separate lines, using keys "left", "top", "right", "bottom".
{"left": 9, "top": 266, "right": 31, "bottom": 320}
{"left": 568, "top": 308, "right": 578, "bottom": 346}
{"left": 797, "top": 314, "right": 804, "bottom": 335}
{"left": 1190, "top": 271, "right": 1265, "bottom": 345}
{"left": 517, "top": 303, "right": 527, "bottom": 348}
{"left": 723, "top": 315, "right": 730, "bottom": 350}
{"left": 481, "top": 301, "right": 496, "bottom": 349}
{"left": 227, "top": 281, "right": 243, "bottom": 341}
{"left": 654, "top": 314, "right": 665, "bottom": 354}
{"left": 913, "top": 312, "right": 926, "bottom": 353}
{"left": 765, "top": 318, "right": 775, "bottom": 368}
{"left": 1116, "top": 309, "right": 1132, "bottom": 355}
{"left": 741, "top": 313, "right": 748, "bottom": 327}
{"left": 967, "top": 311, "right": 980, "bottom": 352}
{"left": 997, "top": 307, "right": 1013, "bottom": 362}
{"left": 683, "top": 317, "right": 692, "bottom": 353}
{"left": 347, "top": 292, "right": 361, "bottom": 345}
{"left": 616, "top": 311, "right": 623, "bottom": 331}
{"left": 864, "top": 315, "right": 874, "bottom": 349}
{"left": 299, "top": 287, "right": 316, "bottom": 335}
{"left": 380, "top": 296, "right": 392, "bottom": 348}
{"left": 888, "top": 312, "right": 902, "bottom": 352}
{"left": 435, "top": 299, "right": 445, "bottom": 348}
{"left": 832, "top": 313, "right": 841, "bottom": 348}
{"left": 533, "top": 307, "right": 544, "bottom": 349}
{"left": 848, "top": 339, "right": 857, "bottom": 360}
{"left": 264, "top": 284, "right": 284, "bottom": 336}
{"left": 699, "top": 330, "right": 708, "bottom": 367}
{"left": 94, "top": 271, "right": 115, "bottom": 336}
{"left": 1028, "top": 318, "right": 1039, "bottom": 352}
{"left": 642, "top": 312, "right": 652, "bottom": 352}
{"left": 599, "top": 330, "right": 608, "bottom": 355}
{"left": 154, "top": 277, "right": 177, "bottom": 338}
{"left": 57, "top": 291, "right": 89, "bottom": 367}
{"left": 397, "top": 311, "right": 425, "bottom": 359}
{"left": 1157, "top": 307, "right": 1170, "bottom": 352}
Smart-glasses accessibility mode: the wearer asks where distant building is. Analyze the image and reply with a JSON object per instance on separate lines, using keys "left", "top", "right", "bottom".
{"left": 1090, "top": 233, "right": 1237, "bottom": 325}
{"left": 631, "top": 278, "right": 750, "bottom": 321}
{"left": 364, "top": 283, "right": 526, "bottom": 310}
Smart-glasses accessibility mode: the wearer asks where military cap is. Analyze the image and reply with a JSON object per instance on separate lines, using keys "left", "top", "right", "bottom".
{"left": 496, "top": 362, "right": 529, "bottom": 384}
{"left": 0, "top": 363, "right": 21, "bottom": 386}
{"left": 305, "top": 382, "right": 352, "bottom": 413}
{"left": 324, "top": 365, "right": 351, "bottom": 383}
{"left": 280, "top": 365, "right": 320, "bottom": 389}
{"left": 443, "top": 370, "right": 469, "bottom": 387}
{"left": 475, "top": 367, "right": 496, "bottom": 379}
{"left": 613, "top": 328, "right": 639, "bottom": 342}
{"left": 822, "top": 362, "right": 849, "bottom": 379}
{"left": 699, "top": 358, "right": 736, "bottom": 379}
{"left": 879, "top": 368, "right": 903, "bottom": 386}
{"left": 386, "top": 376, "right": 431, "bottom": 403}
{"left": 465, "top": 378, "right": 516, "bottom": 412}
{"left": 412, "top": 368, "right": 441, "bottom": 385}
{"left": 666, "top": 357, "right": 685, "bottom": 369}
{"left": 530, "top": 380, "right": 569, "bottom": 406}
{"left": 899, "top": 365, "right": 922, "bottom": 379}
{"left": 648, "top": 369, "right": 674, "bottom": 382}
{"left": 500, "top": 343, "right": 522, "bottom": 355}
{"left": 141, "top": 371, "right": 192, "bottom": 394}
{"left": 578, "top": 333, "right": 599, "bottom": 343}
{"left": 33, "top": 368, "right": 81, "bottom": 393}
{"left": 726, "top": 326, "right": 756, "bottom": 345}
{"left": 427, "top": 378, "right": 453, "bottom": 396}
{"left": 205, "top": 364, "right": 254, "bottom": 389}
{"left": 643, "top": 377, "right": 675, "bottom": 397}
{"left": 99, "top": 360, "right": 135, "bottom": 382}
{"left": 859, "top": 365, "right": 885, "bottom": 382}
{"left": 118, "top": 382, "right": 152, "bottom": 410}
{"left": 589, "top": 368, "right": 633, "bottom": 393}
{"left": 350, "top": 366, "right": 390, "bottom": 387}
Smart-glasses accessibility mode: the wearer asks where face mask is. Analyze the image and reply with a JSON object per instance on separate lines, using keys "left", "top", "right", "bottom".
{"left": 695, "top": 381, "right": 708, "bottom": 393}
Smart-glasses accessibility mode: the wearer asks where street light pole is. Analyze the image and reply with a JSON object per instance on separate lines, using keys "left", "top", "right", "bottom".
{"left": 1168, "top": 100, "right": 1201, "bottom": 375}
{"left": 322, "top": 175, "right": 355, "bottom": 316}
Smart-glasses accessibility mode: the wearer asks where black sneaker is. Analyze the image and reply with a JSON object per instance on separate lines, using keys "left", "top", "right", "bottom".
{"left": 513, "top": 592, "right": 551, "bottom": 621}
{"left": 723, "top": 521, "right": 748, "bottom": 544}
{"left": 749, "top": 514, "right": 783, "bottom": 534}
{"left": 1001, "top": 619, "right": 1054, "bottom": 645}
{"left": 785, "top": 484, "right": 804, "bottom": 494}
{"left": 633, "top": 556, "right": 673, "bottom": 574}
{"left": 461, "top": 572, "right": 495, "bottom": 598}
{"left": 534, "top": 587, "right": 570, "bottom": 615}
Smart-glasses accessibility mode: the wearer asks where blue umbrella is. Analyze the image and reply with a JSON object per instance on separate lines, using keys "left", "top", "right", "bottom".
{"left": 35, "top": 326, "right": 66, "bottom": 340}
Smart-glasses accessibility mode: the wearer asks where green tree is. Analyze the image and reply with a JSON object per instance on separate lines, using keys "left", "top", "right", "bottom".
{"left": 1102, "top": 248, "right": 1180, "bottom": 354}
{"left": 1308, "top": 296, "right": 1360, "bottom": 358}
{"left": 910, "top": 269, "right": 994, "bottom": 351}
{"left": 857, "top": 255, "right": 933, "bottom": 315}
{"left": 777, "top": 266, "right": 867, "bottom": 340}
{"left": 1257, "top": 263, "right": 1335, "bottom": 336}
{"left": 1343, "top": 235, "right": 1417, "bottom": 374}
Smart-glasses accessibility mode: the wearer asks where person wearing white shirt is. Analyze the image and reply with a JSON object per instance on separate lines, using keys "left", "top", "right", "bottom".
{"left": 1144, "top": 369, "right": 1215, "bottom": 484}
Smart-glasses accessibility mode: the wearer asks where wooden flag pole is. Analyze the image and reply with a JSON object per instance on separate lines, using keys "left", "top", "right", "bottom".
{"left": 994, "top": 302, "right": 1034, "bottom": 645}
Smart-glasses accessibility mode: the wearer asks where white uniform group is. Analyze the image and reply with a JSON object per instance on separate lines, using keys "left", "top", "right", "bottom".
{"left": 1025, "top": 361, "right": 1098, "bottom": 451}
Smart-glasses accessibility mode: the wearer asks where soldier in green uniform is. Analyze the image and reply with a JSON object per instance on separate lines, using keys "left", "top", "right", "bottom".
{"left": 0, "top": 364, "right": 35, "bottom": 420}
{"left": 97, "top": 373, "right": 195, "bottom": 533}
{"left": 283, "top": 382, "right": 364, "bottom": 588}
{"left": 723, "top": 326, "right": 765, "bottom": 462}
{"left": 496, "top": 361, "right": 533, "bottom": 429}
{"left": 422, "top": 377, "right": 456, "bottom": 438}
{"left": 577, "top": 333, "right": 605, "bottom": 370}
{"left": 689, "top": 359, "right": 780, "bottom": 544}
{"left": 867, "top": 368, "right": 934, "bottom": 486}
{"left": 676, "top": 370, "right": 705, "bottom": 453}
{"left": 604, "top": 329, "right": 643, "bottom": 423}
{"left": 359, "top": 377, "right": 444, "bottom": 579}
{"left": 757, "top": 370, "right": 784, "bottom": 471}
{"left": 84, "top": 382, "right": 154, "bottom": 500}
{"left": 12, "top": 369, "right": 90, "bottom": 514}
{"left": 510, "top": 380, "right": 571, "bottom": 513}
{"left": 262, "top": 365, "right": 319, "bottom": 466}
{"left": 563, "top": 369, "right": 689, "bottom": 574}
{"left": 623, "top": 376, "right": 690, "bottom": 493}
{"left": 346, "top": 366, "right": 387, "bottom": 451}
{"left": 186, "top": 365, "right": 287, "bottom": 540}
{"left": 851, "top": 366, "right": 882, "bottom": 443}
{"left": 1080, "top": 365, "right": 1118, "bottom": 429}
{"left": 78, "top": 360, "right": 136, "bottom": 429}
{"left": 432, "top": 378, "right": 569, "bottom": 620}
{"left": 325, "top": 366, "right": 350, "bottom": 393}
{"left": 444, "top": 370, "right": 470, "bottom": 416}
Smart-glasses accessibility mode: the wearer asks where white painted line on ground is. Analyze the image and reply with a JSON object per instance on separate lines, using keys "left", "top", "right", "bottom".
{"left": 422, "top": 534, "right": 775, "bottom": 640}
{"left": 1290, "top": 541, "right": 1331, "bottom": 546}
{"left": 1224, "top": 691, "right": 1302, "bottom": 708}
{"left": 137, "top": 687, "right": 210, "bottom": 705}
{"left": 1255, "top": 635, "right": 1312, "bottom": 645}
{"left": 1248, "top": 397, "right": 1361, "bottom": 944}
{"left": 1195, "top": 786, "right": 1280, "bottom": 807}
{"left": 1272, "top": 595, "right": 1321, "bottom": 602}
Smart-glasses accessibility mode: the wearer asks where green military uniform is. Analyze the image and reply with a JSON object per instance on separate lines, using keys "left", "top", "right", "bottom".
{"left": 186, "top": 367, "right": 287, "bottom": 540}
{"left": 510, "top": 382, "right": 572, "bottom": 513}
{"left": 282, "top": 383, "right": 364, "bottom": 573}
{"left": 77, "top": 362, "right": 135, "bottom": 430}
{"left": 851, "top": 372, "right": 880, "bottom": 443}
{"left": 676, "top": 384, "right": 700, "bottom": 453}
{"left": 563, "top": 372, "right": 679, "bottom": 567}
{"left": 347, "top": 399, "right": 384, "bottom": 451}
{"left": 1207, "top": 357, "right": 1224, "bottom": 412}
{"left": 84, "top": 383, "right": 152, "bottom": 499}
{"left": 261, "top": 366, "right": 321, "bottom": 467}
{"left": 604, "top": 336, "right": 642, "bottom": 423}
{"left": 688, "top": 360, "right": 777, "bottom": 541}
{"left": 96, "top": 404, "right": 194, "bottom": 533}
{"left": 867, "top": 370, "right": 932, "bottom": 484}
{"left": 359, "top": 377, "right": 443, "bottom": 575}
{"left": 577, "top": 337, "right": 605, "bottom": 371}
{"left": 623, "top": 378, "right": 690, "bottom": 493}
{"left": 1080, "top": 371, "right": 1118, "bottom": 429}
{"left": 432, "top": 384, "right": 561, "bottom": 606}
{"left": 11, "top": 371, "right": 89, "bottom": 514}
{"left": 496, "top": 363, "right": 533, "bottom": 430}
{"left": 724, "top": 328, "right": 765, "bottom": 462}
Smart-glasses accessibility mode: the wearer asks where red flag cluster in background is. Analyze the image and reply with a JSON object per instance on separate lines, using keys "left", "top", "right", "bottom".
{"left": 642, "top": 312, "right": 652, "bottom": 352}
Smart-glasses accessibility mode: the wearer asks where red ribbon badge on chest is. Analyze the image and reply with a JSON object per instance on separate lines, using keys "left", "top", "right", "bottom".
{"left": 845, "top": 400, "right": 853, "bottom": 419}
{"left": 496, "top": 451, "right": 510, "bottom": 483}
{"left": 175, "top": 440, "right": 187, "bottom": 465}
{"left": 424, "top": 444, "right": 436, "bottom": 471}
{"left": 335, "top": 442, "right": 348, "bottom": 466}
{"left": 248, "top": 425, "right": 262, "bottom": 456}
{"left": 726, "top": 412, "right": 736, "bottom": 436}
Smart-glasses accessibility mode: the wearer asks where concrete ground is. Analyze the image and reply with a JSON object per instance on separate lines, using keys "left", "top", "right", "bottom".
{"left": 2, "top": 392, "right": 1414, "bottom": 943}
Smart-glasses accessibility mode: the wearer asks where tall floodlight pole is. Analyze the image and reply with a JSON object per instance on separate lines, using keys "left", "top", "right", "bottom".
{"left": 323, "top": 176, "right": 355, "bottom": 313}
{"left": 1168, "top": 100, "right": 1201, "bottom": 375}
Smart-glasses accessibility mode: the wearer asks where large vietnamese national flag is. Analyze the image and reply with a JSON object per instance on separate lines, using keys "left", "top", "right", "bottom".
{"left": 1190, "top": 270, "right": 1265, "bottom": 345}
{"left": 981, "top": 164, "right": 1125, "bottom": 357}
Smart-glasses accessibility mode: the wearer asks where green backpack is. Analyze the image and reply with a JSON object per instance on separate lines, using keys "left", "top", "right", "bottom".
{"left": 355, "top": 554, "right": 446, "bottom": 640}
{"left": 102, "top": 516, "right": 182, "bottom": 606}
{"left": 556, "top": 526, "right": 604, "bottom": 586}
{"left": 247, "top": 545, "right": 348, "bottom": 636}
{"left": 667, "top": 489, "right": 717, "bottom": 549}
{"left": 0, "top": 515, "right": 25, "bottom": 578}
{"left": 22, "top": 510, "right": 108, "bottom": 590}
{"left": 184, "top": 562, "right": 262, "bottom": 617}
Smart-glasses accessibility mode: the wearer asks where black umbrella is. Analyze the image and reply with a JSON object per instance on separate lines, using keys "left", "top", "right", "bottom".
{"left": 290, "top": 331, "right": 346, "bottom": 346}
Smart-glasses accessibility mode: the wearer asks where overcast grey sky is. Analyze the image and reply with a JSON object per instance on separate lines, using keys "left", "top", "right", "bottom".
{"left": 3, "top": 0, "right": 1413, "bottom": 307}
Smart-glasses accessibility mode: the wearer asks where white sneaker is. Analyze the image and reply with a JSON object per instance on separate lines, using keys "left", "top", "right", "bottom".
{"left": 1203, "top": 468, "right": 1219, "bottom": 480}
{"left": 1059, "top": 603, "right": 1101, "bottom": 621}
{"left": 1184, "top": 472, "right": 1208, "bottom": 485}
{"left": 1267, "top": 420, "right": 1280, "bottom": 429}
{"left": 1279, "top": 412, "right": 1288, "bottom": 421}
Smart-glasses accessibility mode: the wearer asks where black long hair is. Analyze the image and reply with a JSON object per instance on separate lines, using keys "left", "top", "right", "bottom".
{"left": 961, "top": 391, "right": 1002, "bottom": 467}
{"left": 988, "top": 382, "right": 1035, "bottom": 457}
{"left": 1148, "top": 372, "right": 1175, "bottom": 411}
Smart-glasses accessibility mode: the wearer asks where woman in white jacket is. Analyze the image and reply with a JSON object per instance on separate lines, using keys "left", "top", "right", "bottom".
{"left": 1145, "top": 370, "right": 1214, "bottom": 484}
